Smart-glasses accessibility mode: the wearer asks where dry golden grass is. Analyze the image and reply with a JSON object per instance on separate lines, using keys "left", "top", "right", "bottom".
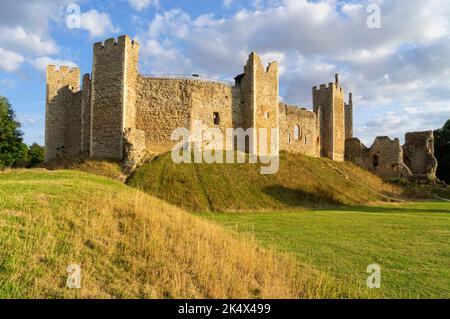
{"left": 0, "top": 170, "right": 361, "bottom": 298}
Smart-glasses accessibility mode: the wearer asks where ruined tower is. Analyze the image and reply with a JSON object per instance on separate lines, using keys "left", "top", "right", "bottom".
{"left": 45, "top": 66, "right": 81, "bottom": 161}
{"left": 345, "top": 92, "right": 353, "bottom": 139}
{"left": 237, "top": 52, "right": 279, "bottom": 155}
{"left": 313, "top": 74, "right": 345, "bottom": 161}
{"left": 90, "top": 35, "right": 140, "bottom": 159}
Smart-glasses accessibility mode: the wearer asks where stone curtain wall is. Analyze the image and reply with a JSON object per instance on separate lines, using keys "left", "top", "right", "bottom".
{"left": 45, "top": 66, "right": 81, "bottom": 161}
{"left": 279, "top": 104, "right": 320, "bottom": 156}
{"left": 135, "top": 77, "right": 192, "bottom": 153}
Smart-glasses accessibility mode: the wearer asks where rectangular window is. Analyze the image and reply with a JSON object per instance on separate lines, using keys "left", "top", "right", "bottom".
{"left": 213, "top": 112, "right": 220, "bottom": 125}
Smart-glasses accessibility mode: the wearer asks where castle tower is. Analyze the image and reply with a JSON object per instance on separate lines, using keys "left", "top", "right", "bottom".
{"left": 237, "top": 52, "right": 279, "bottom": 155}
{"left": 90, "top": 35, "right": 140, "bottom": 159}
{"left": 313, "top": 74, "right": 345, "bottom": 161}
{"left": 45, "top": 65, "right": 81, "bottom": 161}
{"left": 345, "top": 92, "right": 353, "bottom": 139}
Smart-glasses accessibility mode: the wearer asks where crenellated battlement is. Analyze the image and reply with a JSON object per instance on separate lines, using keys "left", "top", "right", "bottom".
{"left": 94, "top": 35, "right": 139, "bottom": 50}
{"left": 47, "top": 65, "right": 80, "bottom": 74}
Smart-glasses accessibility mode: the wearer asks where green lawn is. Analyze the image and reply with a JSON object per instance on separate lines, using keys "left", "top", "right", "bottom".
{"left": 201, "top": 202, "right": 450, "bottom": 298}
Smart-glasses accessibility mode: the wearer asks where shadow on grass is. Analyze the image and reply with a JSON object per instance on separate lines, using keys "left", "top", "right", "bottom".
{"left": 263, "top": 185, "right": 341, "bottom": 208}
{"left": 316, "top": 205, "right": 450, "bottom": 214}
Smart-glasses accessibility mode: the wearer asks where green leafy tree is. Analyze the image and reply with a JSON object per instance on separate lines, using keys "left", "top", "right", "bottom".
{"left": 27, "top": 143, "right": 45, "bottom": 167}
{"left": 434, "top": 120, "right": 450, "bottom": 183}
{"left": 0, "top": 96, "right": 28, "bottom": 169}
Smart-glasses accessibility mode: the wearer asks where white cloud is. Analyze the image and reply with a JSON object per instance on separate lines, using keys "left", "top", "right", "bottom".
{"left": 136, "top": 0, "right": 450, "bottom": 142}
{"left": 223, "top": 0, "right": 233, "bottom": 8}
{"left": 80, "top": 10, "right": 119, "bottom": 38}
{"left": 0, "top": 1, "right": 71, "bottom": 72}
{"left": 0, "top": 47, "right": 25, "bottom": 72}
{"left": 128, "top": 0, "right": 159, "bottom": 11}
{"left": 30, "top": 56, "right": 77, "bottom": 72}
{"left": 0, "top": 27, "right": 58, "bottom": 56}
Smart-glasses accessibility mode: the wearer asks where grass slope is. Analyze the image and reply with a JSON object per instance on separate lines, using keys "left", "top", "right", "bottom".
{"left": 127, "top": 152, "right": 401, "bottom": 212}
{"left": 202, "top": 202, "right": 450, "bottom": 298}
{"left": 0, "top": 169, "right": 359, "bottom": 299}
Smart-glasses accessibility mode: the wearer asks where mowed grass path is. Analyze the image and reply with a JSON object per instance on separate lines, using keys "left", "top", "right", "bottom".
{"left": 201, "top": 202, "right": 450, "bottom": 298}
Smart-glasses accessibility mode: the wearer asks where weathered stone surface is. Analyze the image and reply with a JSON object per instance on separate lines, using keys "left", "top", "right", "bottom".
{"left": 404, "top": 131, "right": 438, "bottom": 180}
{"left": 45, "top": 65, "right": 81, "bottom": 161}
{"left": 279, "top": 104, "right": 320, "bottom": 156}
{"left": 313, "top": 74, "right": 346, "bottom": 161}
{"left": 346, "top": 136, "right": 417, "bottom": 180}
{"left": 123, "top": 128, "right": 147, "bottom": 172}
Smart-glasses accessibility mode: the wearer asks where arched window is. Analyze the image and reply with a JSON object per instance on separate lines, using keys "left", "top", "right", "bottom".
{"left": 294, "top": 125, "right": 300, "bottom": 140}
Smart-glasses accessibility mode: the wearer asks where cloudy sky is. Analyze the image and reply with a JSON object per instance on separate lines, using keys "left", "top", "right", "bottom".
{"left": 0, "top": 0, "right": 449, "bottom": 146}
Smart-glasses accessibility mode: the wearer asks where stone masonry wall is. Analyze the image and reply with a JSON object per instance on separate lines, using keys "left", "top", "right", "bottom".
{"left": 90, "top": 36, "right": 139, "bottom": 159}
{"left": 345, "top": 93, "right": 353, "bottom": 140}
{"left": 65, "top": 90, "right": 82, "bottom": 156}
{"left": 345, "top": 137, "right": 412, "bottom": 179}
{"left": 45, "top": 66, "right": 81, "bottom": 161}
{"left": 404, "top": 131, "right": 438, "bottom": 178}
{"left": 253, "top": 55, "right": 279, "bottom": 156}
{"left": 81, "top": 74, "right": 91, "bottom": 153}
{"left": 135, "top": 77, "right": 192, "bottom": 153}
{"left": 136, "top": 77, "right": 237, "bottom": 153}
{"left": 279, "top": 104, "right": 320, "bottom": 156}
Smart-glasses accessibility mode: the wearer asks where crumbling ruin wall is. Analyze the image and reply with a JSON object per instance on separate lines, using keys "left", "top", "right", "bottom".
{"left": 279, "top": 104, "right": 320, "bottom": 156}
{"left": 345, "top": 137, "right": 412, "bottom": 179}
{"left": 403, "top": 131, "right": 438, "bottom": 178}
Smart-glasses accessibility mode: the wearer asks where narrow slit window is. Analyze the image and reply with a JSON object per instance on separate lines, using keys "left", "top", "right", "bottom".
{"left": 213, "top": 112, "right": 220, "bottom": 125}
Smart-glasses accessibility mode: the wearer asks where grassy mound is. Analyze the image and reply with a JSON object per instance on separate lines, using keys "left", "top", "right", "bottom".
{"left": 0, "top": 169, "right": 360, "bottom": 299}
{"left": 127, "top": 152, "right": 401, "bottom": 212}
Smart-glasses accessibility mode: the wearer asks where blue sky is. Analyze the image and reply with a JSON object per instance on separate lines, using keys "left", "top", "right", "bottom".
{"left": 0, "top": 0, "right": 449, "bottom": 146}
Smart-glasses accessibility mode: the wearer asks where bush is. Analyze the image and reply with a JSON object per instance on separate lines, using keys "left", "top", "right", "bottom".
{"left": 27, "top": 143, "right": 45, "bottom": 167}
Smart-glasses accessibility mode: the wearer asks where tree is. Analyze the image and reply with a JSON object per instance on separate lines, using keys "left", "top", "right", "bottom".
{"left": 0, "top": 96, "right": 28, "bottom": 169}
{"left": 27, "top": 143, "right": 45, "bottom": 167}
{"left": 434, "top": 120, "right": 450, "bottom": 183}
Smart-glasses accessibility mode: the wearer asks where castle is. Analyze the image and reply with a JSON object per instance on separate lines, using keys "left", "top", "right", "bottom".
{"left": 45, "top": 35, "right": 437, "bottom": 180}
